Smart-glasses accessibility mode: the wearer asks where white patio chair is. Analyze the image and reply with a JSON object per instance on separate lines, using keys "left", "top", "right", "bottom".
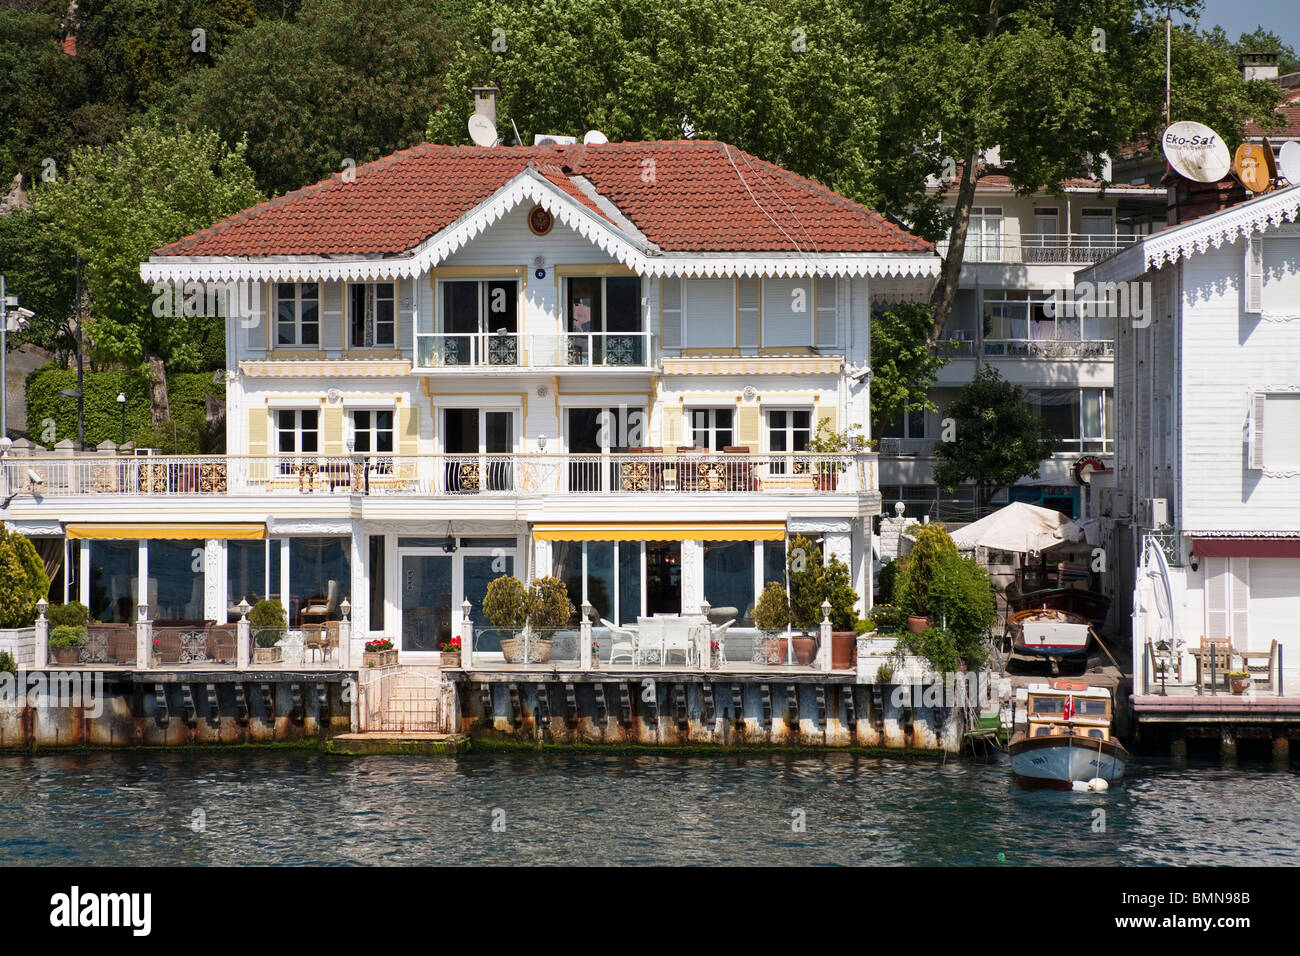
{"left": 635, "top": 618, "right": 665, "bottom": 664}
{"left": 599, "top": 619, "right": 636, "bottom": 665}
{"left": 662, "top": 618, "right": 694, "bottom": 666}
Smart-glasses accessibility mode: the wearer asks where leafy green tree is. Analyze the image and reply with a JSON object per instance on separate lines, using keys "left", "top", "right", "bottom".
{"left": 932, "top": 366, "right": 1059, "bottom": 514}
{"left": 33, "top": 124, "right": 263, "bottom": 418}
{"left": 786, "top": 534, "right": 859, "bottom": 632}
{"left": 0, "top": 210, "right": 79, "bottom": 363}
{"left": 893, "top": 523, "right": 958, "bottom": 617}
{"left": 1205, "top": 25, "right": 1300, "bottom": 76}
{"left": 870, "top": 301, "right": 958, "bottom": 434}
{"left": 924, "top": 550, "right": 995, "bottom": 668}
{"left": 426, "top": 0, "right": 887, "bottom": 206}
{"left": 865, "top": 1, "right": 1283, "bottom": 340}
{"left": 0, "top": 527, "right": 50, "bottom": 628}
{"left": 167, "top": 0, "right": 468, "bottom": 194}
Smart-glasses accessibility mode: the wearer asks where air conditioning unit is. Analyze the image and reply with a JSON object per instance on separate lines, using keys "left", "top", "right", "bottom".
{"left": 1100, "top": 487, "right": 1131, "bottom": 518}
{"left": 879, "top": 438, "right": 902, "bottom": 456}
{"left": 534, "top": 134, "right": 577, "bottom": 147}
{"left": 1138, "top": 497, "right": 1169, "bottom": 528}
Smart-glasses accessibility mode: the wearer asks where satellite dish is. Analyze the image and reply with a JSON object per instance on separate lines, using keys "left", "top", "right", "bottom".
{"left": 468, "top": 114, "right": 498, "bottom": 148}
{"left": 1234, "top": 142, "right": 1273, "bottom": 193}
{"left": 1278, "top": 141, "right": 1300, "bottom": 187}
{"left": 1161, "top": 121, "right": 1231, "bottom": 183}
{"left": 583, "top": 130, "right": 609, "bottom": 145}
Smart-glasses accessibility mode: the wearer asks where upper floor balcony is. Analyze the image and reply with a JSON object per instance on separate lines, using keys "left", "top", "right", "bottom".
{"left": 935, "top": 232, "right": 1140, "bottom": 266}
{"left": 415, "top": 331, "right": 657, "bottom": 371}
{"left": 2, "top": 451, "right": 877, "bottom": 501}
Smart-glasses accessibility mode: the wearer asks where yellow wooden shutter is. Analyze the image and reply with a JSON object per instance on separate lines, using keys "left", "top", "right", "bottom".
{"left": 816, "top": 402, "right": 838, "bottom": 437}
{"left": 322, "top": 405, "right": 343, "bottom": 455}
{"left": 248, "top": 406, "right": 268, "bottom": 456}
{"left": 737, "top": 404, "right": 761, "bottom": 446}
{"left": 662, "top": 404, "right": 682, "bottom": 448}
{"left": 398, "top": 402, "right": 420, "bottom": 455}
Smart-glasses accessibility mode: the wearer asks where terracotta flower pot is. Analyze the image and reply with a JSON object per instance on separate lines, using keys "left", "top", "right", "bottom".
{"left": 907, "top": 615, "right": 931, "bottom": 634}
{"left": 791, "top": 637, "right": 817, "bottom": 666}
{"left": 831, "top": 632, "right": 856, "bottom": 670}
{"left": 1230, "top": 676, "right": 1250, "bottom": 695}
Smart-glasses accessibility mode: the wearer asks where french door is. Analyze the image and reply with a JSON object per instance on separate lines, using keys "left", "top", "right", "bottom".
{"left": 443, "top": 408, "right": 517, "bottom": 492}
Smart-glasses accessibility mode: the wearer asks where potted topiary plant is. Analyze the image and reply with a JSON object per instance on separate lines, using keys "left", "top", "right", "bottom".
{"left": 249, "top": 598, "right": 287, "bottom": 663}
{"left": 753, "top": 580, "right": 791, "bottom": 664}
{"left": 787, "top": 534, "right": 860, "bottom": 667}
{"left": 484, "top": 575, "right": 529, "bottom": 662}
{"left": 522, "top": 576, "right": 571, "bottom": 662}
{"left": 805, "top": 418, "right": 864, "bottom": 491}
{"left": 894, "top": 523, "right": 958, "bottom": 633}
{"left": 48, "top": 624, "right": 88, "bottom": 664}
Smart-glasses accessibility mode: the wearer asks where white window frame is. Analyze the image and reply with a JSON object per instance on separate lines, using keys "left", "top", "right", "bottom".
{"left": 764, "top": 407, "right": 814, "bottom": 470}
{"left": 350, "top": 407, "right": 396, "bottom": 455}
{"left": 274, "top": 282, "right": 321, "bottom": 348}
{"left": 275, "top": 408, "right": 319, "bottom": 475}
{"left": 348, "top": 281, "right": 397, "bottom": 349}
{"left": 437, "top": 278, "right": 520, "bottom": 335}
{"left": 688, "top": 407, "right": 735, "bottom": 451}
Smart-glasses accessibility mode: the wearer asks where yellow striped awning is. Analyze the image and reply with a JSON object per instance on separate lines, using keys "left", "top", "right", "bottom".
{"left": 533, "top": 522, "right": 785, "bottom": 542}
{"left": 66, "top": 523, "right": 266, "bottom": 541}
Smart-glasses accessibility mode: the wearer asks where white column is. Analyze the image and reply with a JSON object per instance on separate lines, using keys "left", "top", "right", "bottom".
{"left": 137, "top": 538, "right": 149, "bottom": 619}
{"left": 680, "top": 539, "right": 703, "bottom": 613}
{"left": 850, "top": 518, "right": 869, "bottom": 616}
{"left": 349, "top": 522, "right": 366, "bottom": 636}
{"left": 205, "top": 539, "right": 223, "bottom": 622}
{"left": 580, "top": 601, "right": 593, "bottom": 669}
{"left": 236, "top": 614, "right": 250, "bottom": 669}
{"left": 819, "top": 601, "right": 833, "bottom": 672}
{"left": 338, "top": 600, "right": 352, "bottom": 670}
{"left": 136, "top": 608, "right": 151, "bottom": 669}
{"left": 33, "top": 602, "right": 48, "bottom": 669}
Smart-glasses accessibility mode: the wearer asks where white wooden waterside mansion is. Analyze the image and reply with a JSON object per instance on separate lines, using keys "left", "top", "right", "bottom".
{"left": 1, "top": 140, "right": 939, "bottom": 665}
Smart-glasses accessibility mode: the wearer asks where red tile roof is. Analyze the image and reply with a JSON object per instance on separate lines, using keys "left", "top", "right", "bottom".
{"left": 1244, "top": 104, "right": 1300, "bottom": 139}
{"left": 153, "top": 141, "right": 930, "bottom": 258}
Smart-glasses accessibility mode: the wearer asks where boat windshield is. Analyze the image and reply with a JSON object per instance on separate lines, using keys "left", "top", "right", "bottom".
{"left": 1028, "top": 695, "right": 1109, "bottom": 719}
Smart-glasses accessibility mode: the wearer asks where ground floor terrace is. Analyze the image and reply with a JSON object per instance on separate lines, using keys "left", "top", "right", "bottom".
{"left": 7, "top": 509, "right": 873, "bottom": 675}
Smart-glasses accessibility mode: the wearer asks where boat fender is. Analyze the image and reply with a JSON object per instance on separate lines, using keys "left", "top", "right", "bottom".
{"left": 1088, "top": 778, "right": 1109, "bottom": 792}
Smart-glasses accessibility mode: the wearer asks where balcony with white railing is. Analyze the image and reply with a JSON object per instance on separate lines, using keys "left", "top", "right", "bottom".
{"left": 2, "top": 451, "right": 876, "bottom": 500}
{"left": 935, "top": 232, "right": 1140, "bottom": 265}
{"left": 414, "top": 332, "right": 657, "bottom": 370}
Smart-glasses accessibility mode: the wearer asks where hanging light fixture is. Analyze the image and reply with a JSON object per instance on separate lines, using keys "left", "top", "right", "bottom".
{"left": 442, "top": 523, "right": 457, "bottom": 553}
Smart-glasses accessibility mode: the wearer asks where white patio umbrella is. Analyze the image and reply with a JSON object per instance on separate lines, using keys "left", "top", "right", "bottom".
{"left": 949, "top": 501, "right": 1089, "bottom": 554}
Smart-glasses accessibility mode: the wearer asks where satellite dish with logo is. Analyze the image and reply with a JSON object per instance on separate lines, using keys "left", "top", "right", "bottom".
{"left": 468, "top": 113, "right": 498, "bottom": 148}
{"left": 1161, "top": 121, "right": 1231, "bottom": 183}
{"left": 1279, "top": 141, "right": 1300, "bottom": 187}
{"left": 583, "top": 130, "right": 609, "bottom": 145}
{"left": 1234, "top": 142, "right": 1273, "bottom": 193}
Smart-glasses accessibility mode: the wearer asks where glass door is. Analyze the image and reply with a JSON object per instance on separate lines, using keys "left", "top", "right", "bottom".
{"left": 400, "top": 554, "right": 453, "bottom": 652}
{"left": 443, "top": 408, "right": 516, "bottom": 493}
{"left": 462, "top": 549, "right": 515, "bottom": 654}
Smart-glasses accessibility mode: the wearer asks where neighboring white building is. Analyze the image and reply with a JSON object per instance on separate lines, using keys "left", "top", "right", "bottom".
{"left": 878, "top": 171, "right": 1164, "bottom": 522}
{"left": 1079, "top": 184, "right": 1300, "bottom": 690}
{"left": 1, "top": 139, "right": 939, "bottom": 666}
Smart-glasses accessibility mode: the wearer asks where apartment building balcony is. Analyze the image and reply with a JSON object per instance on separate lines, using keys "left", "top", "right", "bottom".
{"left": 935, "top": 232, "right": 1140, "bottom": 265}
{"left": 414, "top": 331, "right": 656, "bottom": 371}
{"left": 2, "top": 451, "right": 877, "bottom": 502}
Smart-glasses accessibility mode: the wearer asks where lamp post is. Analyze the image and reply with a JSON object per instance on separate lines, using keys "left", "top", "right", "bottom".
{"left": 116, "top": 392, "right": 127, "bottom": 445}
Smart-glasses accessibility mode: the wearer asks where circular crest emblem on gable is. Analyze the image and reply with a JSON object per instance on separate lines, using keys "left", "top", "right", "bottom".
{"left": 528, "top": 205, "right": 554, "bottom": 236}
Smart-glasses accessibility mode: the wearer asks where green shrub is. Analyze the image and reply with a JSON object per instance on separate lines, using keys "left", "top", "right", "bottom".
{"left": 894, "top": 524, "right": 958, "bottom": 616}
{"left": 896, "top": 626, "right": 958, "bottom": 675}
{"left": 526, "top": 576, "right": 572, "bottom": 630}
{"left": 853, "top": 617, "right": 874, "bottom": 635}
{"left": 482, "top": 576, "right": 527, "bottom": 630}
{"left": 47, "top": 601, "right": 90, "bottom": 628}
{"left": 49, "top": 625, "right": 88, "bottom": 649}
{"left": 869, "top": 603, "right": 908, "bottom": 633}
{"left": 753, "top": 581, "right": 790, "bottom": 635}
{"left": 0, "top": 527, "right": 51, "bottom": 628}
{"left": 248, "top": 599, "right": 285, "bottom": 630}
{"left": 24, "top": 363, "right": 224, "bottom": 452}
{"left": 876, "top": 558, "right": 899, "bottom": 602}
{"left": 925, "top": 550, "right": 996, "bottom": 669}
{"left": 787, "top": 534, "right": 861, "bottom": 632}
{"left": 0, "top": 651, "right": 16, "bottom": 675}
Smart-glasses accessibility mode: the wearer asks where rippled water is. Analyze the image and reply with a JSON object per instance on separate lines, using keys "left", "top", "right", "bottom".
{"left": 0, "top": 750, "right": 1296, "bottom": 866}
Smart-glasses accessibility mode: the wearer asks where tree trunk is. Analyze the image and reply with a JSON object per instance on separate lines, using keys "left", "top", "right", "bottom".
{"left": 928, "top": 141, "right": 982, "bottom": 344}
{"left": 146, "top": 354, "right": 169, "bottom": 426}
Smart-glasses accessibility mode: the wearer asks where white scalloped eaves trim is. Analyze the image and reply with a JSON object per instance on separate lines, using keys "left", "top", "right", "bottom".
{"left": 1142, "top": 185, "right": 1300, "bottom": 271}
{"left": 1185, "top": 529, "right": 1300, "bottom": 538}
{"left": 140, "top": 168, "right": 941, "bottom": 284}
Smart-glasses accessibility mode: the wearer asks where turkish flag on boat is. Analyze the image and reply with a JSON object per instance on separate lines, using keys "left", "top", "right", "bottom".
{"left": 1063, "top": 695, "right": 1074, "bottom": 721}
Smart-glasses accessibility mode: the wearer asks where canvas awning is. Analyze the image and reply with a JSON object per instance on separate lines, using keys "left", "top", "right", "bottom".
{"left": 949, "top": 502, "right": 1090, "bottom": 553}
{"left": 65, "top": 523, "right": 266, "bottom": 540}
{"left": 533, "top": 522, "right": 785, "bottom": 542}
{"left": 1191, "top": 538, "right": 1300, "bottom": 558}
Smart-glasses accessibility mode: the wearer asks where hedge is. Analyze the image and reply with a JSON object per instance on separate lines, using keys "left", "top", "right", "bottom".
{"left": 24, "top": 363, "right": 224, "bottom": 452}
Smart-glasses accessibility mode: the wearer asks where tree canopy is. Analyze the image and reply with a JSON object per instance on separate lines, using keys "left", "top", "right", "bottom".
{"left": 33, "top": 124, "right": 264, "bottom": 373}
{"left": 931, "top": 365, "right": 1060, "bottom": 513}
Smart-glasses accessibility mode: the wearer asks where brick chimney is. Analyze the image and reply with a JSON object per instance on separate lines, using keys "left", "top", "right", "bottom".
{"left": 1240, "top": 52, "right": 1279, "bottom": 82}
